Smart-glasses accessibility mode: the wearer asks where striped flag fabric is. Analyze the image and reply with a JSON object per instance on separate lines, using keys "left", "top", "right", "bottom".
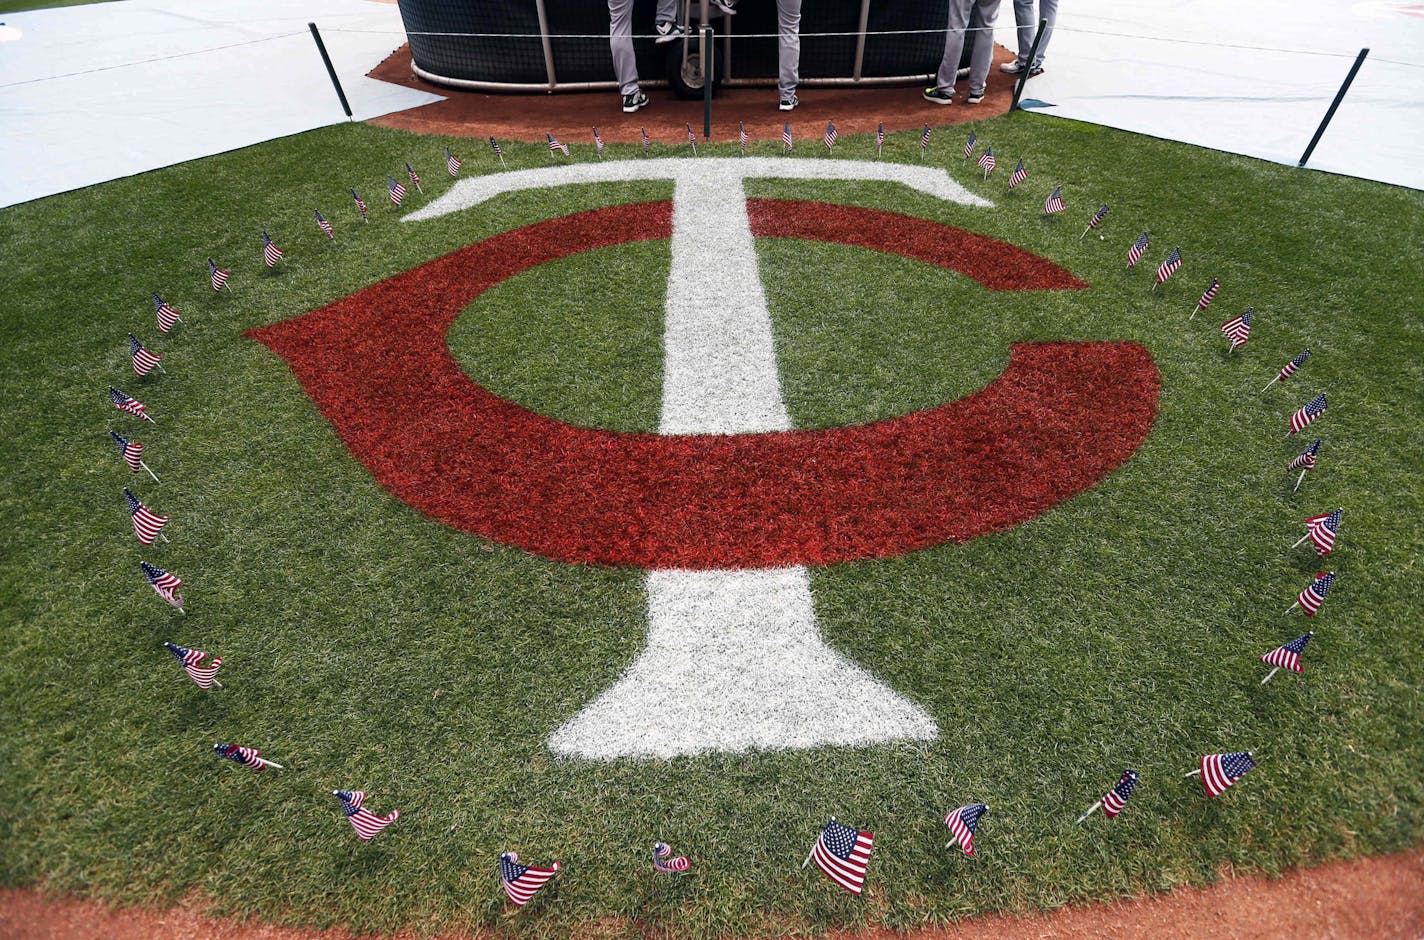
{"left": 110, "top": 386, "right": 152, "bottom": 422}
{"left": 641, "top": 126, "right": 650, "bottom": 155}
{"left": 129, "top": 333, "right": 162, "bottom": 376}
{"left": 811, "top": 818, "right": 874, "bottom": 895}
{"left": 1261, "top": 632, "right": 1313, "bottom": 673}
{"left": 207, "top": 258, "right": 229, "bottom": 292}
{"left": 261, "top": 230, "right": 283, "bottom": 268}
{"left": 1287, "top": 439, "right": 1321, "bottom": 473}
{"left": 499, "top": 851, "right": 560, "bottom": 907}
{"left": 489, "top": 135, "right": 505, "bottom": 161}
{"left": 686, "top": 122, "right": 698, "bottom": 154}
{"left": 1101, "top": 770, "right": 1139, "bottom": 818}
{"left": 334, "top": 790, "right": 399, "bottom": 841}
{"left": 592, "top": 127, "right": 604, "bottom": 158}
{"left": 1043, "top": 185, "right": 1065, "bottom": 214}
{"left": 739, "top": 121, "right": 748, "bottom": 156}
{"left": 1289, "top": 393, "right": 1327, "bottom": 434}
{"left": 1276, "top": 349, "right": 1311, "bottom": 383}
{"left": 653, "top": 841, "right": 690, "bottom": 873}
{"left": 962, "top": 130, "right": 975, "bottom": 160}
{"left": 124, "top": 488, "right": 169, "bottom": 544}
{"left": 783, "top": 122, "right": 793, "bottom": 152}
{"left": 405, "top": 161, "right": 422, "bottom": 193}
{"left": 823, "top": 120, "right": 837, "bottom": 151}
{"left": 920, "top": 123, "right": 931, "bottom": 155}
{"left": 1155, "top": 246, "right": 1183, "bottom": 284}
{"left": 153, "top": 293, "right": 181, "bottom": 333}
{"left": 1196, "top": 278, "right": 1220, "bottom": 313}
{"left": 110, "top": 430, "right": 144, "bottom": 473}
{"left": 1008, "top": 158, "right": 1027, "bottom": 189}
{"left": 944, "top": 803, "right": 987, "bottom": 856}
{"left": 1199, "top": 752, "right": 1256, "bottom": 797}
{"left": 1087, "top": 203, "right": 1109, "bottom": 230}
{"left": 214, "top": 743, "right": 266, "bottom": 770}
{"left": 1126, "top": 231, "right": 1150, "bottom": 268}
{"left": 1296, "top": 571, "right": 1335, "bottom": 616}
{"left": 388, "top": 176, "right": 406, "bottom": 206}
{"left": 140, "top": 561, "right": 183, "bottom": 608}
{"left": 1305, "top": 508, "right": 1342, "bottom": 555}
{"left": 876, "top": 121, "right": 885, "bottom": 158}
{"left": 164, "top": 642, "right": 222, "bottom": 689}
{"left": 546, "top": 133, "right": 569, "bottom": 157}
{"left": 977, "top": 146, "right": 996, "bottom": 175}
{"left": 350, "top": 189, "right": 367, "bottom": 222}
{"left": 446, "top": 147, "right": 461, "bottom": 176}
{"left": 1220, "top": 307, "right": 1253, "bottom": 348}
{"left": 315, "top": 209, "right": 335, "bottom": 239}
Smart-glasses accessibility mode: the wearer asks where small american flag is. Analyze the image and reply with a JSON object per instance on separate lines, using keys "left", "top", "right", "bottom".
{"left": 214, "top": 743, "right": 265, "bottom": 770}
{"left": 1101, "top": 770, "right": 1139, "bottom": 818}
{"left": 962, "top": 130, "right": 975, "bottom": 160}
{"left": 739, "top": 121, "right": 748, "bottom": 156}
{"left": 1155, "top": 246, "right": 1182, "bottom": 284}
{"left": 920, "top": 123, "right": 932, "bottom": 156}
{"left": 261, "top": 230, "right": 283, "bottom": 268}
{"left": 1008, "top": 158, "right": 1027, "bottom": 189}
{"left": 547, "top": 133, "right": 569, "bottom": 157}
{"left": 1305, "top": 508, "right": 1342, "bottom": 555}
{"left": 811, "top": 818, "right": 874, "bottom": 895}
{"left": 489, "top": 135, "right": 504, "bottom": 161}
{"left": 1289, "top": 393, "right": 1327, "bottom": 434}
{"left": 1296, "top": 571, "right": 1335, "bottom": 616}
{"left": 350, "top": 190, "right": 367, "bottom": 222}
{"left": 1043, "top": 185, "right": 1065, "bottom": 215}
{"left": 405, "top": 161, "right": 422, "bottom": 193}
{"left": 1087, "top": 203, "right": 1109, "bottom": 230}
{"left": 977, "top": 146, "right": 996, "bottom": 175}
{"left": 1196, "top": 278, "right": 1220, "bottom": 313}
{"left": 110, "top": 430, "right": 144, "bottom": 473}
{"left": 140, "top": 560, "right": 183, "bottom": 608}
{"left": 499, "top": 851, "right": 560, "bottom": 907}
{"left": 1261, "top": 632, "right": 1313, "bottom": 673}
{"left": 124, "top": 488, "right": 168, "bottom": 544}
{"left": 944, "top": 803, "right": 986, "bottom": 856}
{"left": 592, "top": 127, "right": 604, "bottom": 158}
{"left": 110, "top": 386, "right": 152, "bottom": 422}
{"left": 686, "top": 122, "right": 698, "bottom": 155}
{"left": 824, "top": 121, "right": 837, "bottom": 151}
{"left": 388, "top": 176, "right": 406, "bottom": 206}
{"left": 783, "top": 122, "right": 793, "bottom": 152}
{"left": 446, "top": 147, "right": 461, "bottom": 176}
{"left": 876, "top": 122, "right": 884, "bottom": 158}
{"left": 153, "top": 293, "right": 181, "bottom": 333}
{"left": 1277, "top": 349, "right": 1311, "bottom": 382}
{"left": 315, "top": 209, "right": 334, "bottom": 239}
{"left": 641, "top": 126, "right": 650, "bottom": 155}
{"left": 207, "top": 258, "right": 229, "bottom": 292}
{"left": 164, "top": 642, "right": 222, "bottom": 689}
{"left": 1126, "top": 231, "right": 1150, "bottom": 268}
{"left": 1220, "top": 307, "right": 1253, "bottom": 348}
{"left": 129, "top": 333, "right": 162, "bottom": 376}
{"left": 653, "top": 841, "right": 690, "bottom": 873}
{"left": 1287, "top": 439, "right": 1321, "bottom": 472}
{"left": 1199, "top": 752, "right": 1256, "bottom": 797}
{"left": 334, "top": 790, "right": 399, "bottom": 841}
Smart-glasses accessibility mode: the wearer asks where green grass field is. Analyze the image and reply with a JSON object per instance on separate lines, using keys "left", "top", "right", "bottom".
{"left": 1, "top": 115, "right": 1421, "bottom": 938}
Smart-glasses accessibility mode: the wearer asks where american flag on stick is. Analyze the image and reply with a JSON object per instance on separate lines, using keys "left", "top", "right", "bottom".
{"left": 1043, "top": 185, "right": 1065, "bottom": 215}
{"left": 1191, "top": 278, "right": 1220, "bottom": 320}
{"left": 334, "top": 790, "right": 399, "bottom": 841}
{"left": 653, "top": 841, "right": 690, "bottom": 873}
{"left": 1078, "top": 770, "right": 1138, "bottom": 823}
{"left": 124, "top": 487, "right": 169, "bottom": 544}
{"left": 1080, "top": 203, "right": 1107, "bottom": 239}
{"left": 944, "top": 803, "right": 987, "bottom": 856}
{"left": 153, "top": 293, "right": 181, "bottom": 333}
{"left": 405, "top": 161, "right": 422, "bottom": 193}
{"left": 783, "top": 122, "right": 794, "bottom": 153}
{"left": 1194, "top": 752, "right": 1255, "bottom": 797}
{"left": 977, "top": 146, "right": 996, "bottom": 178}
{"left": 499, "top": 851, "right": 560, "bottom": 907}
{"left": 110, "top": 430, "right": 155, "bottom": 480}
{"left": 388, "top": 176, "right": 406, "bottom": 206}
{"left": 641, "top": 126, "right": 650, "bottom": 155}
{"left": 546, "top": 133, "right": 569, "bottom": 158}
{"left": 1300, "top": 508, "right": 1342, "bottom": 555}
{"left": 315, "top": 209, "right": 334, "bottom": 239}
{"left": 1154, "top": 246, "right": 1182, "bottom": 287}
{"left": 1264, "top": 349, "right": 1311, "bottom": 393}
{"left": 1126, "top": 231, "right": 1150, "bottom": 268}
{"left": 962, "top": 130, "right": 975, "bottom": 160}
{"left": 1220, "top": 307, "right": 1253, "bottom": 350}
{"left": 823, "top": 121, "right": 837, "bottom": 152}
{"left": 1288, "top": 393, "right": 1327, "bottom": 434}
{"left": 1288, "top": 438, "right": 1321, "bottom": 491}
{"left": 215, "top": 743, "right": 280, "bottom": 770}
{"left": 920, "top": 123, "right": 931, "bottom": 158}
{"left": 686, "top": 123, "right": 698, "bottom": 156}
{"left": 739, "top": 121, "right": 748, "bottom": 156}
{"left": 1009, "top": 158, "right": 1027, "bottom": 190}
{"left": 350, "top": 190, "right": 367, "bottom": 222}
{"left": 110, "top": 386, "right": 154, "bottom": 423}
{"left": 1260, "top": 631, "right": 1313, "bottom": 684}
{"left": 140, "top": 560, "right": 184, "bottom": 611}
{"left": 446, "top": 147, "right": 461, "bottom": 177}
{"left": 592, "top": 127, "right": 605, "bottom": 158}
{"left": 489, "top": 135, "right": 506, "bottom": 166}
{"left": 129, "top": 333, "right": 163, "bottom": 376}
{"left": 1291, "top": 571, "right": 1334, "bottom": 617}
{"left": 163, "top": 642, "right": 222, "bottom": 689}
{"left": 207, "top": 258, "right": 229, "bottom": 292}
{"left": 261, "top": 230, "right": 283, "bottom": 268}
{"left": 876, "top": 122, "right": 885, "bottom": 159}
{"left": 806, "top": 817, "right": 874, "bottom": 895}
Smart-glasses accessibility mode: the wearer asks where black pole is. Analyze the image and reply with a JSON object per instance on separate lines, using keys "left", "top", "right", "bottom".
{"left": 1010, "top": 18, "right": 1047, "bottom": 113}
{"left": 702, "top": 25, "right": 714, "bottom": 139}
{"left": 309, "top": 22, "right": 353, "bottom": 119}
{"left": 1298, "top": 48, "right": 1369, "bottom": 168}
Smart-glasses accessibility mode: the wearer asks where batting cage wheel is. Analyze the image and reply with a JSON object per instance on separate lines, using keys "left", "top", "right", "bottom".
{"left": 667, "top": 42, "right": 722, "bottom": 99}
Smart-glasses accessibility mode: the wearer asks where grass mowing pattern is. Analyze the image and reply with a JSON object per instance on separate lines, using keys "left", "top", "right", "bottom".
{"left": 0, "top": 117, "right": 1421, "bottom": 937}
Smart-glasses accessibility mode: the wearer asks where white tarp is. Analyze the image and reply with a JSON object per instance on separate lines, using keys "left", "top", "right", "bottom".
{"left": 1013, "top": 0, "right": 1424, "bottom": 191}
{"left": 0, "top": 0, "right": 443, "bottom": 208}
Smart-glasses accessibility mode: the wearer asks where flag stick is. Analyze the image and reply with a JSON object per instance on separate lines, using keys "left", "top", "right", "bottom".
{"left": 143, "top": 414, "right": 157, "bottom": 425}
{"left": 801, "top": 841, "right": 816, "bottom": 870}
{"left": 1151, "top": 282, "right": 1158, "bottom": 293}
{"left": 211, "top": 679, "right": 223, "bottom": 689}
{"left": 1285, "top": 601, "right": 1299, "bottom": 615}
{"left": 140, "top": 461, "right": 160, "bottom": 483}
{"left": 1189, "top": 307, "right": 1198, "bottom": 321}
{"left": 1079, "top": 225, "right": 1091, "bottom": 240}
{"left": 177, "top": 606, "right": 186, "bottom": 615}
{"left": 254, "top": 756, "right": 284, "bottom": 770}
{"left": 498, "top": 153, "right": 506, "bottom": 167}
{"left": 1260, "top": 377, "right": 1277, "bottom": 394}
{"left": 1075, "top": 800, "right": 1102, "bottom": 825}
{"left": 159, "top": 533, "right": 170, "bottom": 544}
{"left": 1261, "top": 667, "right": 1281, "bottom": 685}
{"left": 1292, "top": 534, "right": 1310, "bottom": 549}
{"left": 156, "top": 363, "right": 167, "bottom": 374}
{"left": 1183, "top": 768, "right": 1201, "bottom": 778}
{"left": 1294, "top": 470, "right": 1308, "bottom": 492}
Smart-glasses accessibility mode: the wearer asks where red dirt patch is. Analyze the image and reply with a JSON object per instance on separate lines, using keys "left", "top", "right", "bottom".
{"left": 247, "top": 199, "right": 1156, "bottom": 569}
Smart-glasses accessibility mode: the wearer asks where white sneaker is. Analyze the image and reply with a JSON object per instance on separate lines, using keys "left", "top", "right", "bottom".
{"left": 712, "top": 0, "right": 737, "bottom": 14}
{"left": 1000, "top": 60, "right": 1026, "bottom": 74}
{"left": 654, "top": 21, "right": 684, "bottom": 44}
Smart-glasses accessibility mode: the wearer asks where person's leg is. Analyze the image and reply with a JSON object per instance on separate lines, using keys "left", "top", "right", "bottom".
{"left": 1029, "top": 0, "right": 1056, "bottom": 68}
{"left": 608, "top": 0, "right": 640, "bottom": 97}
{"left": 776, "top": 0, "right": 802, "bottom": 101}
{"left": 933, "top": 0, "right": 973, "bottom": 93}
{"left": 966, "top": 0, "right": 1001, "bottom": 96}
{"left": 1012, "top": 0, "right": 1035, "bottom": 66}
{"left": 654, "top": 0, "right": 678, "bottom": 24}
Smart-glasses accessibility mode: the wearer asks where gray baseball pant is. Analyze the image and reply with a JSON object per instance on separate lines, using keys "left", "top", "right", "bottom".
{"left": 1013, "top": 0, "right": 1056, "bottom": 68}
{"left": 934, "top": 0, "right": 1001, "bottom": 96}
{"left": 610, "top": 0, "right": 679, "bottom": 97}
